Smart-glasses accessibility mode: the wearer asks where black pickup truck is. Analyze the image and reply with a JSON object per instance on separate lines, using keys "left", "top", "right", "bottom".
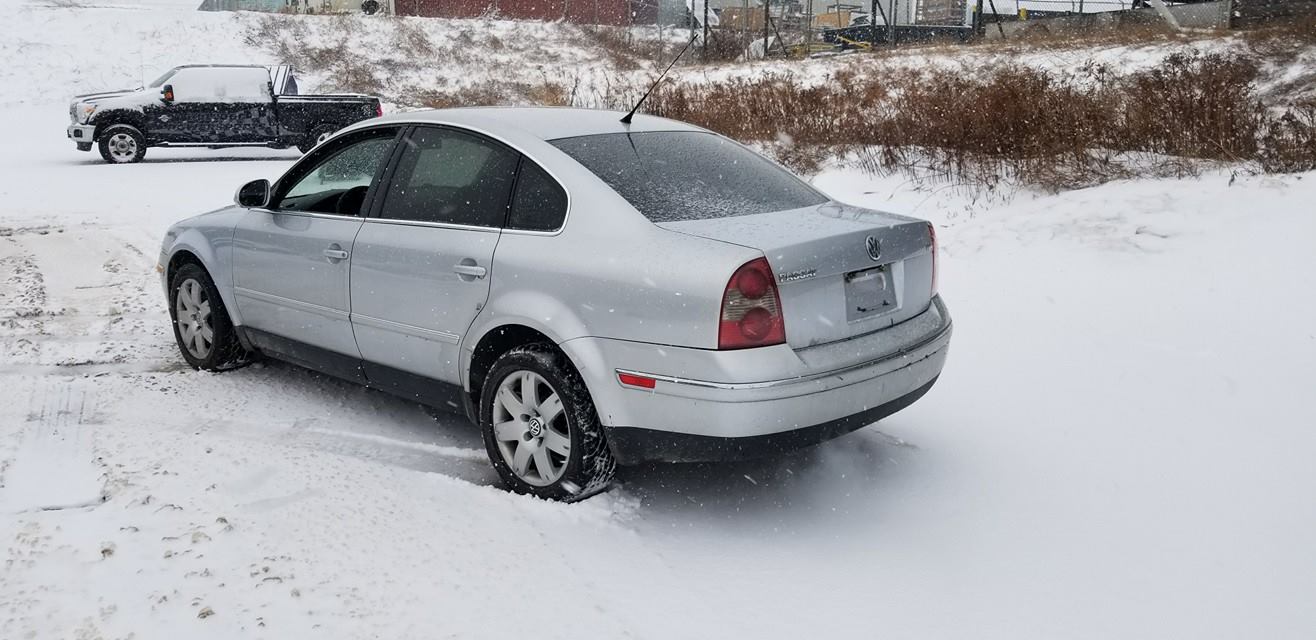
{"left": 67, "top": 65, "right": 381, "bottom": 164}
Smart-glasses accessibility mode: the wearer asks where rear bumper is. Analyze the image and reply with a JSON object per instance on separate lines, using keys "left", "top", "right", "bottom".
{"left": 607, "top": 376, "right": 940, "bottom": 464}
{"left": 565, "top": 296, "right": 952, "bottom": 464}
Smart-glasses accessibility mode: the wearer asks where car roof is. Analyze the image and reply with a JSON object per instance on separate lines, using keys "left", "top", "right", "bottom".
{"left": 369, "top": 107, "right": 706, "bottom": 142}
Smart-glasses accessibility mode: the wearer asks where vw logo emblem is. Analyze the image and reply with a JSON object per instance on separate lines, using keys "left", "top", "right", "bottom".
{"left": 527, "top": 416, "right": 545, "bottom": 437}
{"left": 865, "top": 235, "right": 882, "bottom": 261}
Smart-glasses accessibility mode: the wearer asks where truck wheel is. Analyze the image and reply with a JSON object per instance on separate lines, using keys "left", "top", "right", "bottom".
{"left": 480, "top": 344, "right": 616, "bottom": 501}
{"left": 298, "top": 124, "right": 338, "bottom": 153}
{"left": 98, "top": 124, "right": 146, "bottom": 164}
{"left": 168, "top": 262, "right": 249, "bottom": 371}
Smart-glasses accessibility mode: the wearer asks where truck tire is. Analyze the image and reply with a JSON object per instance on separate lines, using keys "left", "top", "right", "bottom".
{"left": 298, "top": 124, "right": 338, "bottom": 153}
{"left": 98, "top": 124, "right": 147, "bottom": 164}
{"left": 480, "top": 344, "right": 616, "bottom": 501}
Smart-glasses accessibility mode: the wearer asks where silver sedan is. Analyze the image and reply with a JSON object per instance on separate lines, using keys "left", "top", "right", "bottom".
{"left": 158, "top": 107, "right": 951, "bottom": 501}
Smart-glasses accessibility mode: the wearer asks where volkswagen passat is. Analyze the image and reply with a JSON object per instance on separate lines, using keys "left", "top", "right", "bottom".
{"left": 159, "top": 108, "right": 952, "bottom": 500}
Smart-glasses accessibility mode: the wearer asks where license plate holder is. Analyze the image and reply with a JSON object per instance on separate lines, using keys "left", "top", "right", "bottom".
{"left": 845, "top": 265, "right": 897, "bottom": 322}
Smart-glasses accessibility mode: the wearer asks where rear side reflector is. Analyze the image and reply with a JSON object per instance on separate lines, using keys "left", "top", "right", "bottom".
{"left": 719, "top": 257, "right": 787, "bottom": 350}
{"left": 617, "top": 372, "right": 656, "bottom": 389}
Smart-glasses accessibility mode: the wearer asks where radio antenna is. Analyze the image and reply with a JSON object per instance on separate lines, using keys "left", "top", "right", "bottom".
{"left": 620, "top": 34, "right": 698, "bottom": 125}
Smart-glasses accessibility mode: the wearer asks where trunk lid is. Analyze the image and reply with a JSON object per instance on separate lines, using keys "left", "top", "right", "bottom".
{"left": 658, "top": 202, "right": 935, "bottom": 349}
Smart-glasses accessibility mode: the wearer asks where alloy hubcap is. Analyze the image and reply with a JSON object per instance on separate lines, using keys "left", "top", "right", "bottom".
{"left": 108, "top": 133, "right": 137, "bottom": 161}
{"left": 492, "top": 371, "right": 570, "bottom": 486}
{"left": 174, "top": 278, "right": 214, "bottom": 359}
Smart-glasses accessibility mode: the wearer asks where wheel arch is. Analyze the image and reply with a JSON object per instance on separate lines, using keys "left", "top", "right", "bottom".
{"left": 463, "top": 323, "right": 595, "bottom": 418}
{"left": 163, "top": 235, "right": 243, "bottom": 327}
{"left": 91, "top": 109, "right": 148, "bottom": 140}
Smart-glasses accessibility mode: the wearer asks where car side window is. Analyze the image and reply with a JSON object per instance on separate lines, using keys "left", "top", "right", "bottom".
{"left": 377, "top": 126, "right": 518, "bottom": 227}
{"left": 273, "top": 128, "right": 398, "bottom": 215}
{"left": 508, "top": 160, "right": 567, "bottom": 232}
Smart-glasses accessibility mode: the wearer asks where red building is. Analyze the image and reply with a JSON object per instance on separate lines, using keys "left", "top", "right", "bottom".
{"left": 394, "top": 0, "right": 649, "bottom": 26}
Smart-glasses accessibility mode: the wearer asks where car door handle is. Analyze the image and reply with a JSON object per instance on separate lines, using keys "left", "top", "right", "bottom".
{"left": 323, "top": 247, "right": 349, "bottom": 261}
{"left": 452, "top": 263, "right": 487, "bottom": 279}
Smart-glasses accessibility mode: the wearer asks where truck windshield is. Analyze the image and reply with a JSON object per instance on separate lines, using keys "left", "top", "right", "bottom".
{"left": 147, "top": 69, "right": 177, "bottom": 88}
{"left": 549, "top": 131, "right": 826, "bottom": 223}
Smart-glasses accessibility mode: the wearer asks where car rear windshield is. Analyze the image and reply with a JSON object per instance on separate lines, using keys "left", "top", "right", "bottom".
{"left": 549, "top": 131, "right": 827, "bottom": 223}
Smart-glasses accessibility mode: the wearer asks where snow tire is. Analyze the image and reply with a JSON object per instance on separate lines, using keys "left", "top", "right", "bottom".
{"left": 480, "top": 343, "right": 617, "bottom": 501}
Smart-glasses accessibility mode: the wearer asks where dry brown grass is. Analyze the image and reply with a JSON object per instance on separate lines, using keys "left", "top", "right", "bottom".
{"left": 631, "top": 52, "right": 1316, "bottom": 188}
{"left": 416, "top": 78, "right": 574, "bottom": 109}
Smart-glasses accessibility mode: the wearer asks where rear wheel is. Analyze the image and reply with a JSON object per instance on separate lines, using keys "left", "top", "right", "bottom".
{"left": 168, "top": 262, "right": 248, "bottom": 371}
{"left": 298, "top": 124, "right": 338, "bottom": 153}
{"left": 480, "top": 344, "right": 616, "bottom": 501}
{"left": 98, "top": 124, "right": 146, "bottom": 164}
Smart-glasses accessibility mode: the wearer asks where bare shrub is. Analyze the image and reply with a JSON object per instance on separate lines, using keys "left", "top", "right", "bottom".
{"left": 633, "top": 52, "right": 1282, "bottom": 189}
{"left": 1115, "top": 53, "right": 1264, "bottom": 160}
{"left": 1258, "top": 103, "right": 1316, "bottom": 173}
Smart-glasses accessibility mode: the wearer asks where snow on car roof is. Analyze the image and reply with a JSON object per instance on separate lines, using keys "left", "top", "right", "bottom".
{"left": 365, "top": 107, "right": 705, "bottom": 143}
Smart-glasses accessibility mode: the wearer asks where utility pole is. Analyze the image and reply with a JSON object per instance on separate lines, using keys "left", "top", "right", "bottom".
{"left": 804, "top": 0, "right": 812, "bottom": 54}
{"left": 763, "top": 0, "right": 771, "bottom": 57}
{"left": 703, "top": 0, "right": 709, "bottom": 59}
{"left": 871, "top": 0, "right": 878, "bottom": 44}
{"left": 887, "top": 0, "right": 896, "bottom": 45}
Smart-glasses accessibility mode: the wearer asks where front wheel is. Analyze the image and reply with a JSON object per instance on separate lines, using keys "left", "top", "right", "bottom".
{"left": 168, "top": 263, "right": 248, "bottom": 371}
{"left": 98, "top": 124, "right": 146, "bottom": 164}
{"left": 480, "top": 344, "right": 616, "bottom": 501}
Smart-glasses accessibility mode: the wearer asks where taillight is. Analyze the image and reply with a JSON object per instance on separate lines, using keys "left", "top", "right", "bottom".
{"left": 719, "top": 257, "right": 786, "bottom": 350}
{"left": 375, "top": 102, "right": 383, "bottom": 118}
{"left": 929, "top": 223, "right": 939, "bottom": 296}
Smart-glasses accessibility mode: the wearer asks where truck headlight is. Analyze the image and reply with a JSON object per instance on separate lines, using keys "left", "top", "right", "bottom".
{"left": 77, "top": 103, "right": 96, "bottom": 123}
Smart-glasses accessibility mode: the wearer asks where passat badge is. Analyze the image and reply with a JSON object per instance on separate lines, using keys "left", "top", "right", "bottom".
{"left": 865, "top": 235, "right": 882, "bottom": 261}
{"left": 777, "top": 268, "right": 817, "bottom": 283}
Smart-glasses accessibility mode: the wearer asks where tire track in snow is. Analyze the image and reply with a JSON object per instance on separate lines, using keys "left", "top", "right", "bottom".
{"left": 0, "top": 378, "right": 105, "bottom": 513}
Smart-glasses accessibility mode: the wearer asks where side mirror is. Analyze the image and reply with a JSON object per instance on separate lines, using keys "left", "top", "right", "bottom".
{"left": 161, "top": 84, "right": 174, "bottom": 103}
{"left": 236, "top": 179, "right": 271, "bottom": 208}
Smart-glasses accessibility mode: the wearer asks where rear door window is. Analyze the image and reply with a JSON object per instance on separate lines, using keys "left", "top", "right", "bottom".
{"left": 377, "top": 126, "right": 519, "bottom": 227}
{"left": 549, "top": 131, "right": 826, "bottom": 223}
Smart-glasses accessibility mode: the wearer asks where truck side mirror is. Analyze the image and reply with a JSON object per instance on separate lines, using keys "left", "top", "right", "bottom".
{"left": 236, "top": 179, "right": 271, "bottom": 208}
{"left": 161, "top": 84, "right": 174, "bottom": 103}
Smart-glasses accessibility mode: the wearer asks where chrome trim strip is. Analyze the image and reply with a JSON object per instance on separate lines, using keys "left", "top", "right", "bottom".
{"left": 363, "top": 217, "right": 501, "bottom": 233}
{"left": 249, "top": 207, "right": 361, "bottom": 222}
{"left": 234, "top": 287, "right": 348, "bottom": 320}
{"left": 616, "top": 320, "right": 951, "bottom": 392}
{"left": 350, "top": 313, "right": 460, "bottom": 344}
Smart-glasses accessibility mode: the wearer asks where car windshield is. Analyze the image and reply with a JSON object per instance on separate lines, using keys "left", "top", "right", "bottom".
{"left": 147, "top": 68, "right": 178, "bottom": 88}
{"left": 549, "top": 131, "right": 827, "bottom": 223}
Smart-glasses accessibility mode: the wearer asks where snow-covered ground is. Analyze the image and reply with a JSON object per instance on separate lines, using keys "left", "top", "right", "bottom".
{"left": 3, "top": 3, "right": 1316, "bottom": 639}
